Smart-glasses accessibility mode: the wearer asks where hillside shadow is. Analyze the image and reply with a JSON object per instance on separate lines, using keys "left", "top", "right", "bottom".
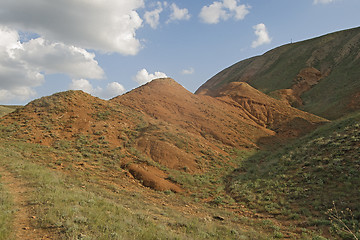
{"left": 256, "top": 117, "right": 328, "bottom": 148}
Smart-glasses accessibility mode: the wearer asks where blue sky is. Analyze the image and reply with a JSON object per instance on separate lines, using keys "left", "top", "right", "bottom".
{"left": 0, "top": 0, "right": 359, "bottom": 104}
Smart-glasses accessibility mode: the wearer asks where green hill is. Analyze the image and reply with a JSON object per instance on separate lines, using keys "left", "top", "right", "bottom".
{"left": 196, "top": 27, "right": 360, "bottom": 120}
{"left": 0, "top": 105, "right": 21, "bottom": 118}
{"left": 228, "top": 110, "right": 360, "bottom": 239}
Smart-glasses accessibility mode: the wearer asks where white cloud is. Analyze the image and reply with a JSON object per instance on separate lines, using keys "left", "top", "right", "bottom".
{"left": 0, "top": 0, "right": 144, "bottom": 55}
{"left": 0, "top": 87, "right": 36, "bottom": 103}
{"left": 233, "top": 5, "right": 250, "bottom": 20}
{"left": 0, "top": 25, "right": 105, "bottom": 102}
{"left": 145, "top": 2, "right": 190, "bottom": 28}
{"left": 251, "top": 23, "right": 272, "bottom": 48}
{"left": 199, "top": 2, "right": 228, "bottom": 24}
{"left": 313, "top": 0, "right": 335, "bottom": 4}
{"left": 167, "top": 3, "right": 191, "bottom": 23}
{"left": 104, "top": 82, "right": 126, "bottom": 99}
{"left": 133, "top": 68, "right": 168, "bottom": 85}
{"left": 0, "top": 26, "right": 22, "bottom": 53}
{"left": 15, "top": 38, "right": 105, "bottom": 79}
{"left": 69, "top": 79, "right": 95, "bottom": 94}
{"left": 144, "top": 3, "right": 163, "bottom": 29}
{"left": 69, "top": 79, "right": 125, "bottom": 99}
{"left": 199, "top": 0, "right": 250, "bottom": 24}
{"left": 181, "top": 67, "right": 195, "bottom": 75}
{"left": 0, "top": 26, "right": 44, "bottom": 102}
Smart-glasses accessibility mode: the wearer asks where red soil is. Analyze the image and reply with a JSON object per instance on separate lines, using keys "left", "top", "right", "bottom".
{"left": 271, "top": 67, "right": 325, "bottom": 107}
{"left": 1, "top": 78, "right": 328, "bottom": 191}
{"left": 198, "top": 81, "right": 328, "bottom": 142}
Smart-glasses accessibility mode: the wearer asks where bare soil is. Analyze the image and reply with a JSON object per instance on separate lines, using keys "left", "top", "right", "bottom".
{"left": 271, "top": 67, "right": 326, "bottom": 107}
{"left": 0, "top": 166, "right": 54, "bottom": 240}
{"left": 1, "top": 78, "right": 328, "bottom": 192}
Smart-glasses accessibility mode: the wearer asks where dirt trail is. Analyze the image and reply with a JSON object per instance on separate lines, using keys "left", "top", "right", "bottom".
{"left": 0, "top": 166, "right": 54, "bottom": 240}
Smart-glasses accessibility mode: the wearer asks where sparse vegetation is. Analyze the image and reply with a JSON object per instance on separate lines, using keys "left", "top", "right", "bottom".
{"left": 198, "top": 27, "right": 360, "bottom": 119}
{"left": 0, "top": 176, "right": 13, "bottom": 240}
{"left": 229, "top": 111, "right": 360, "bottom": 239}
{"left": 0, "top": 138, "right": 272, "bottom": 239}
{"left": 0, "top": 105, "right": 21, "bottom": 118}
{"left": 1, "top": 28, "right": 359, "bottom": 239}
{"left": 327, "top": 202, "right": 360, "bottom": 240}
{"left": 94, "top": 110, "right": 111, "bottom": 121}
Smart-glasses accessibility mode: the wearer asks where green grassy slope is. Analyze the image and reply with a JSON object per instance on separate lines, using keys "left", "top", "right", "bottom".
{"left": 0, "top": 105, "right": 21, "bottom": 118}
{"left": 196, "top": 27, "right": 360, "bottom": 119}
{"left": 0, "top": 106, "right": 329, "bottom": 239}
{"left": 0, "top": 127, "right": 276, "bottom": 239}
{"left": 0, "top": 178, "right": 13, "bottom": 240}
{"left": 228, "top": 111, "right": 360, "bottom": 239}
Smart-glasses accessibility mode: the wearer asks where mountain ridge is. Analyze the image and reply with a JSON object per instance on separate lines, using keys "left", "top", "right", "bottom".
{"left": 196, "top": 26, "right": 360, "bottom": 119}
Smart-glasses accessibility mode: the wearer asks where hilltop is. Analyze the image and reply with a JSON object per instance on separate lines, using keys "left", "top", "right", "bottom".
{"left": 197, "top": 27, "right": 360, "bottom": 119}
{"left": 113, "top": 78, "right": 327, "bottom": 146}
{"left": 1, "top": 78, "right": 326, "bottom": 193}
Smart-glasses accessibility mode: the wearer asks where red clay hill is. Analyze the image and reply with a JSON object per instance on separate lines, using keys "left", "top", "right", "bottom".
{"left": 1, "top": 78, "right": 328, "bottom": 192}
{"left": 198, "top": 81, "right": 327, "bottom": 143}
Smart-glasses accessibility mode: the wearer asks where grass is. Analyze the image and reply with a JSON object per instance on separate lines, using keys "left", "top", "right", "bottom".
{"left": 0, "top": 132, "right": 274, "bottom": 239}
{"left": 167, "top": 148, "right": 254, "bottom": 203}
{"left": 201, "top": 27, "right": 360, "bottom": 119}
{"left": 0, "top": 105, "right": 21, "bottom": 118}
{"left": 229, "top": 111, "right": 360, "bottom": 239}
{"left": 1, "top": 92, "right": 349, "bottom": 239}
{"left": 0, "top": 175, "right": 13, "bottom": 240}
{"left": 327, "top": 202, "right": 360, "bottom": 240}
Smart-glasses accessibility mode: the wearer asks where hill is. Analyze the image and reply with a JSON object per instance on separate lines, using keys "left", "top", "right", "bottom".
{"left": 112, "top": 78, "right": 327, "bottom": 146}
{"left": 0, "top": 123, "right": 277, "bottom": 240}
{"left": 196, "top": 27, "right": 360, "bottom": 119}
{"left": 198, "top": 81, "right": 327, "bottom": 144}
{"left": 228, "top": 110, "right": 360, "bottom": 239}
{"left": 1, "top": 27, "right": 359, "bottom": 240}
{"left": 0, "top": 78, "right": 327, "bottom": 192}
{"left": 1, "top": 89, "right": 187, "bottom": 192}
{"left": 0, "top": 78, "right": 336, "bottom": 239}
{"left": 0, "top": 105, "right": 21, "bottom": 118}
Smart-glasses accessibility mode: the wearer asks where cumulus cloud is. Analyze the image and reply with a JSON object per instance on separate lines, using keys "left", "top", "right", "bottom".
{"left": 0, "top": 25, "right": 105, "bottom": 102}
{"left": 251, "top": 23, "right": 272, "bottom": 48}
{"left": 69, "top": 79, "right": 125, "bottom": 99}
{"left": 105, "top": 82, "right": 126, "bottom": 98}
{"left": 0, "top": 26, "right": 44, "bottom": 102}
{"left": 167, "top": 3, "right": 191, "bottom": 23}
{"left": 313, "top": 0, "right": 335, "bottom": 4}
{"left": 69, "top": 79, "right": 95, "bottom": 94}
{"left": 0, "top": 0, "right": 144, "bottom": 55}
{"left": 15, "top": 38, "right": 105, "bottom": 79}
{"left": 0, "top": 87, "right": 37, "bottom": 103}
{"left": 199, "top": 2, "right": 229, "bottom": 24}
{"left": 144, "top": 3, "right": 163, "bottom": 29}
{"left": 199, "top": 0, "right": 250, "bottom": 24}
{"left": 144, "top": 2, "right": 190, "bottom": 28}
{"left": 133, "top": 68, "right": 168, "bottom": 85}
{"left": 181, "top": 67, "right": 195, "bottom": 75}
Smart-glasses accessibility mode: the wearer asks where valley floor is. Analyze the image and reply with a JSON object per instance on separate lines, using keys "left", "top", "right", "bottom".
{"left": 0, "top": 137, "right": 332, "bottom": 240}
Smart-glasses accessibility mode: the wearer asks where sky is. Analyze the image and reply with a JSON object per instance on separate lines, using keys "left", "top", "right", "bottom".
{"left": 0, "top": 0, "right": 359, "bottom": 104}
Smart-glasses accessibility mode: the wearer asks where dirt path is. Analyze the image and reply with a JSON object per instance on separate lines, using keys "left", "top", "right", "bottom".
{"left": 0, "top": 166, "right": 54, "bottom": 240}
